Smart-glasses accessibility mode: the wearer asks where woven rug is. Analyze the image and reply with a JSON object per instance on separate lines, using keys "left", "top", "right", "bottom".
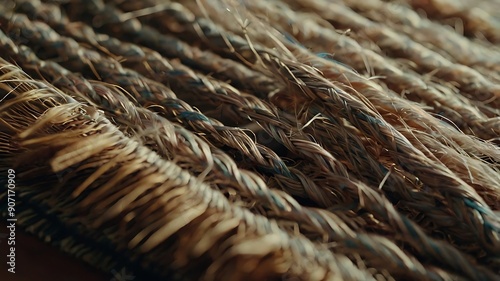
{"left": 0, "top": 0, "right": 499, "bottom": 280}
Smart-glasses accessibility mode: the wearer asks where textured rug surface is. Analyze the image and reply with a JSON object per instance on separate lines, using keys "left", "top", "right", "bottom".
{"left": 0, "top": 0, "right": 499, "bottom": 280}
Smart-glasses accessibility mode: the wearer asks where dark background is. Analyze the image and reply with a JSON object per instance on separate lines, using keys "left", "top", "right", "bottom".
{"left": 0, "top": 221, "right": 108, "bottom": 281}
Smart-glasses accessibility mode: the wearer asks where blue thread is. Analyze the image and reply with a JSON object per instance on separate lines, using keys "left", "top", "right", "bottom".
{"left": 161, "top": 99, "right": 182, "bottom": 109}
{"left": 464, "top": 198, "right": 492, "bottom": 215}
{"left": 355, "top": 110, "right": 383, "bottom": 125}
{"left": 169, "top": 70, "right": 186, "bottom": 77}
{"left": 403, "top": 217, "right": 419, "bottom": 239}
{"left": 213, "top": 158, "right": 230, "bottom": 177}
{"left": 283, "top": 31, "right": 306, "bottom": 49}
{"left": 464, "top": 198, "right": 498, "bottom": 231}
{"left": 316, "top": 53, "right": 358, "bottom": 73}
{"left": 270, "top": 193, "right": 285, "bottom": 210}
{"left": 179, "top": 111, "right": 210, "bottom": 122}
{"left": 272, "top": 159, "right": 292, "bottom": 178}
{"left": 345, "top": 239, "right": 357, "bottom": 249}
{"left": 379, "top": 164, "right": 388, "bottom": 174}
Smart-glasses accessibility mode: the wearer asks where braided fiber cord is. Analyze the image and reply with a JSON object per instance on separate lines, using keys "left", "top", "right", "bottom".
{"left": 247, "top": 0, "right": 500, "bottom": 139}
{"left": 114, "top": 0, "right": 498, "bottom": 270}
{"left": 92, "top": 0, "right": 500, "bottom": 258}
{"left": 121, "top": 0, "right": 500, "bottom": 165}
{"left": 1, "top": 1, "right": 498, "bottom": 278}
{"left": 283, "top": 0, "right": 500, "bottom": 105}
{"left": 1, "top": 0, "right": 499, "bottom": 280}
{"left": 403, "top": 0, "right": 500, "bottom": 44}
{"left": 224, "top": 0, "right": 500, "bottom": 206}
{"left": 1, "top": 16, "right": 462, "bottom": 281}
{"left": 1, "top": 16, "right": 464, "bottom": 281}
{"left": 340, "top": 0, "right": 500, "bottom": 75}
{"left": 0, "top": 61, "right": 378, "bottom": 281}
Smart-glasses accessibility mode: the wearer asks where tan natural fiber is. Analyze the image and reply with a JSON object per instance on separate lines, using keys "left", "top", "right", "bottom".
{"left": 0, "top": 0, "right": 499, "bottom": 280}
{"left": 0, "top": 60, "right": 375, "bottom": 281}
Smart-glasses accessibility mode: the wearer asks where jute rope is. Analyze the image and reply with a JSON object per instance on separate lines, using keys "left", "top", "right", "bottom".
{"left": 0, "top": 0, "right": 499, "bottom": 280}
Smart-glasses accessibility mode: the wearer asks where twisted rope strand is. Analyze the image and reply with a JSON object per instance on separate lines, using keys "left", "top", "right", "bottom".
{"left": 29, "top": 0, "right": 500, "bottom": 258}
{"left": 340, "top": 0, "right": 500, "bottom": 76}
{"left": 0, "top": 27, "right": 450, "bottom": 281}
{"left": 243, "top": 0, "right": 500, "bottom": 139}
{"left": 0, "top": 66, "right": 373, "bottom": 280}
{"left": 4, "top": 13, "right": 492, "bottom": 278}
{"left": 2, "top": 1, "right": 499, "bottom": 279}
{"left": 405, "top": 0, "right": 500, "bottom": 43}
